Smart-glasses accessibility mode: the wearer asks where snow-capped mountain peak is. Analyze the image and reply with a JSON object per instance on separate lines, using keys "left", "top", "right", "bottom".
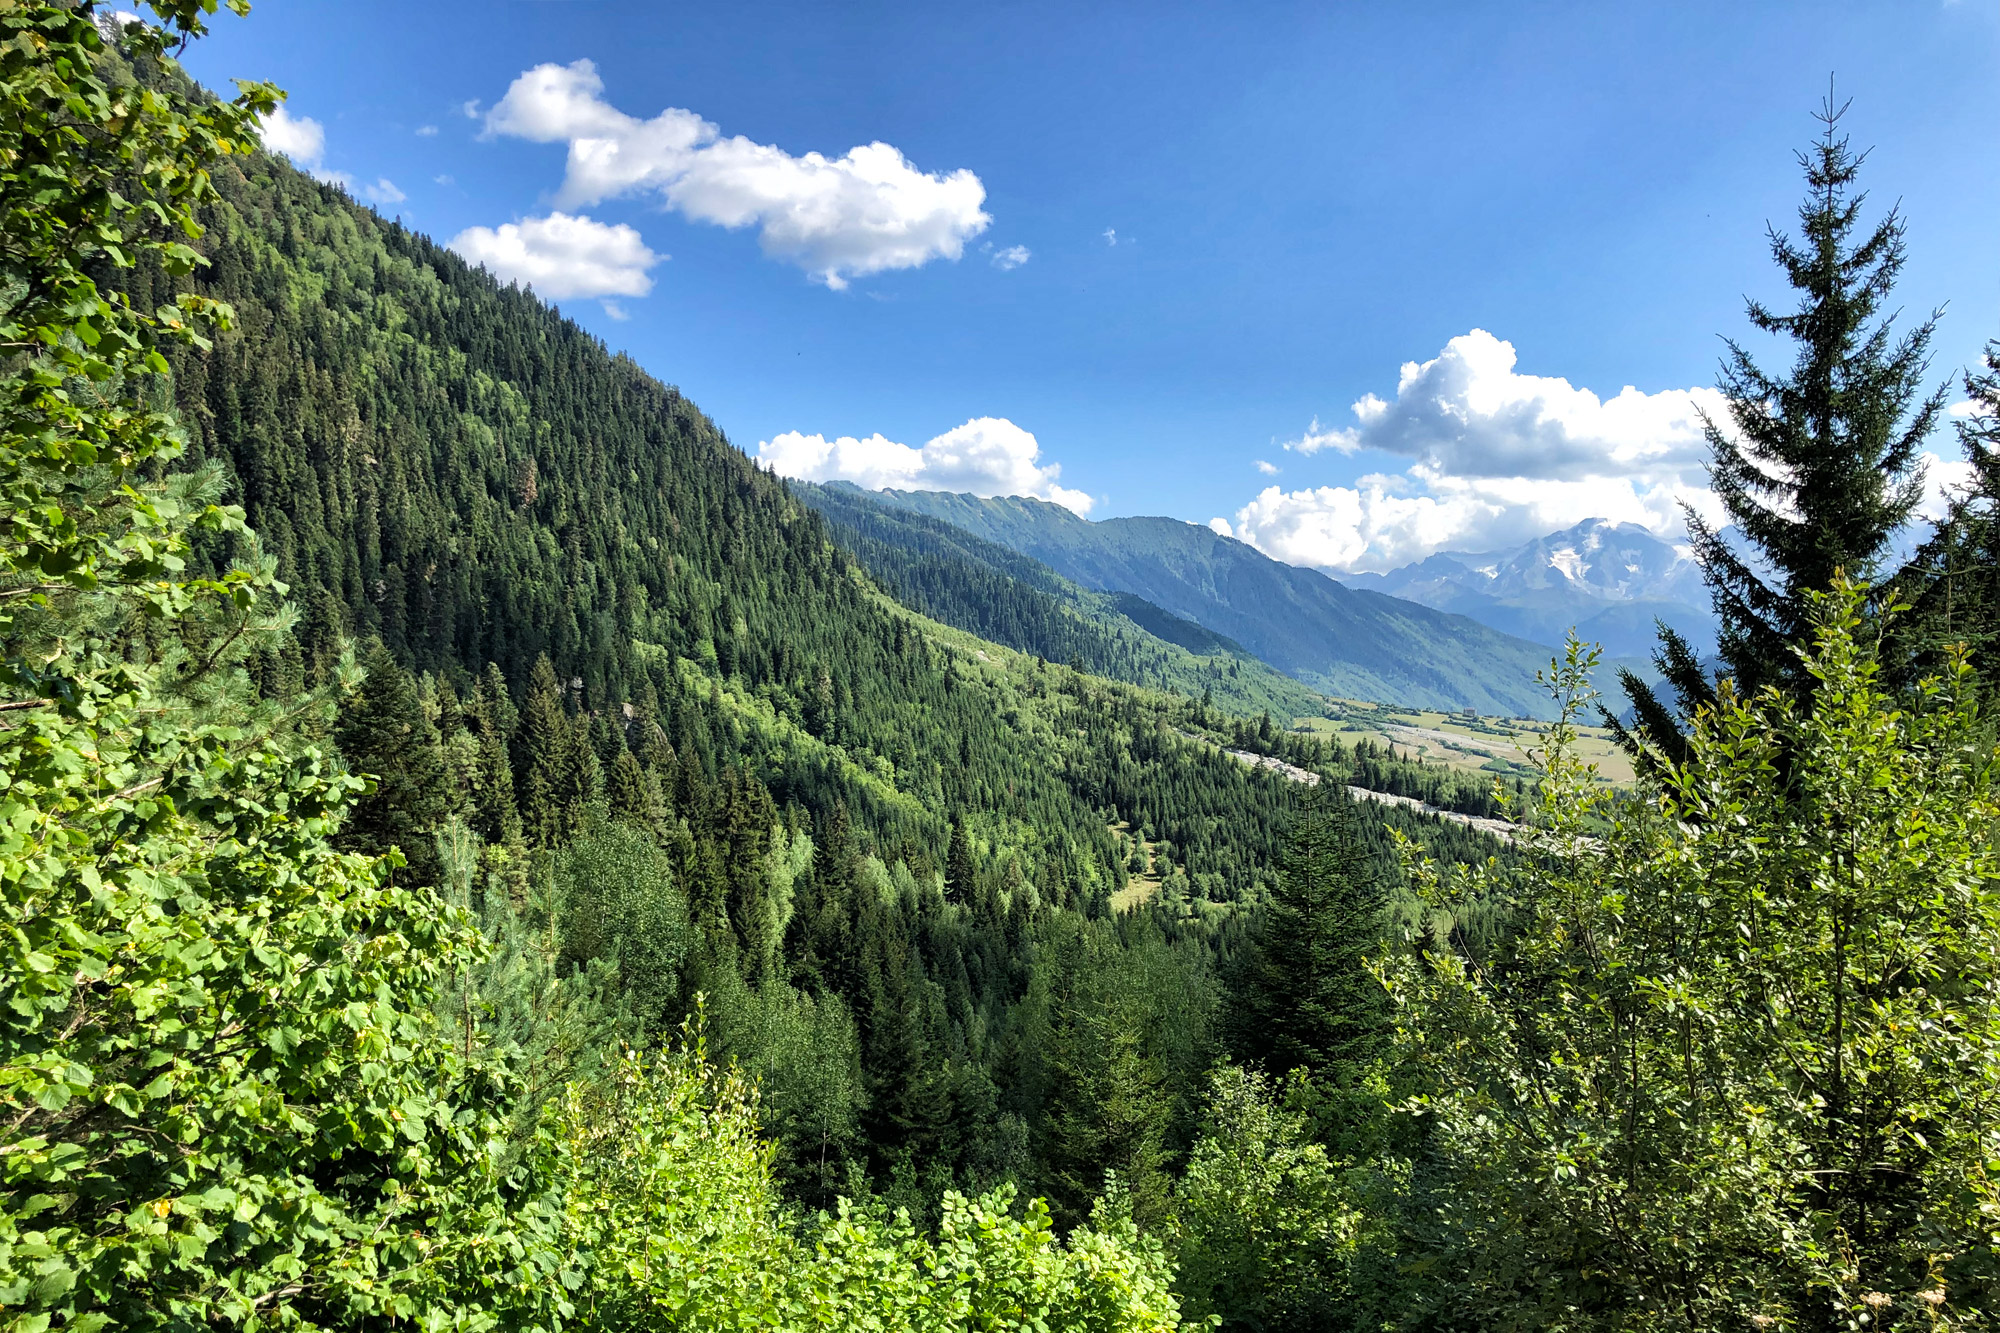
{"left": 1341, "top": 518, "right": 1716, "bottom": 658}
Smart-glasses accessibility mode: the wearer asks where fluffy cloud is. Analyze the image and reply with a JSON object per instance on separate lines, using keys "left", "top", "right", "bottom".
{"left": 990, "top": 244, "right": 1031, "bottom": 271}
{"left": 1280, "top": 416, "right": 1357, "bottom": 456}
{"left": 482, "top": 60, "right": 989, "bottom": 289}
{"left": 758, "top": 417, "right": 1092, "bottom": 514}
{"left": 1218, "top": 330, "right": 1731, "bottom": 572}
{"left": 258, "top": 105, "right": 326, "bottom": 168}
{"left": 448, "top": 212, "right": 663, "bottom": 305}
{"left": 1284, "top": 329, "right": 1719, "bottom": 479}
{"left": 1917, "top": 448, "right": 1977, "bottom": 523}
{"left": 257, "top": 105, "right": 404, "bottom": 208}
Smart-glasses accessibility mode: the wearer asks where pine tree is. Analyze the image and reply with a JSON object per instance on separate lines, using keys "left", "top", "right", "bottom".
{"left": 560, "top": 699, "right": 604, "bottom": 835}
{"left": 517, "top": 654, "right": 598, "bottom": 846}
{"left": 1230, "top": 791, "right": 1388, "bottom": 1083}
{"left": 466, "top": 664, "right": 525, "bottom": 849}
{"left": 517, "top": 655, "right": 570, "bottom": 848}
{"left": 334, "top": 639, "right": 460, "bottom": 885}
{"left": 607, "top": 748, "right": 656, "bottom": 828}
{"left": 630, "top": 685, "right": 677, "bottom": 797}
{"left": 1620, "top": 94, "right": 1945, "bottom": 760}
{"left": 945, "top": 818, "right": 976, "bottom": 906}
{"left": 790, "top": 801, "right": 862, "bottom": 995}
{"left": 1038, "top": 951, "right": 1172, "bottom": 1229}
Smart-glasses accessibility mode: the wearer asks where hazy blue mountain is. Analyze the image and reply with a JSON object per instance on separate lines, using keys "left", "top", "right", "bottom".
{"left": 790, "top": 480, "right": 1331, "bottom": 720}
{"left": 831, "top": 485, "right": 1572, "bottom": 717}
{"left": 1344, "top": 519, "right": 1718, "bottom": 658}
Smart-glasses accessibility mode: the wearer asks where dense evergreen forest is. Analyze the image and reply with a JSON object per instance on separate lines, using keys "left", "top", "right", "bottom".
{"left": 12, "top": 5, "right": 2000, "bottom": 1331}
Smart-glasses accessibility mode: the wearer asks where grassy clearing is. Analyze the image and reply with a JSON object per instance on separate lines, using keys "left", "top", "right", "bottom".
{"left": 1107, "top": 820, "right": 1165, "bottom": 912}
{"left": 1293, "top": 698, "right": 1636, "bottom": 787}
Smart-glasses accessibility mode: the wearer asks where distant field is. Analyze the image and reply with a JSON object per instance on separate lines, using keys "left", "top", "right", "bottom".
{"left": 1293, "top": 698, "right": 1636, "bottom": 787}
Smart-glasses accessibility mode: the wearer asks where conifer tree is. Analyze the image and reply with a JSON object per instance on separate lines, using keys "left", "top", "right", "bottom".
{"left": 945, "top": 817, "right": 976, "bottom": 905}
{"left": 1230, "top": 791, "right": 1388, "bottom": 1084}
{"left": 631, "top": 686, "right": 677, "bottom": 790}
{"left": 334, "top": 638, "right": 460, "bottom": 885}
{"left": 1621, "top": 95, "right": 1944, "bottom": 759}
{"left": 1040, "top": 961, "right": 1173, "bottom": 1229}
{"left": 789, "top": 801, "right": 861, "bottom": 994}
{"left": 518, "top": 654, "right": 577, "bottom": 847}
{"left": 607, "top": 747, "right": 659, "bottom": 829}
{"left": 1897, "top": 339, "right": 2000, "bottom": 681}
{"left": 562, "top": 700, "right": 605, "bottom": 833}
{"left": 467, "top": 664, "right": 525, "bottom": 849}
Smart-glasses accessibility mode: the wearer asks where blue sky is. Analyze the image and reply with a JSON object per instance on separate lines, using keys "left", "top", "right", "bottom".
{"left": 187, "top": 1, "right": 2000, "bottom": 572}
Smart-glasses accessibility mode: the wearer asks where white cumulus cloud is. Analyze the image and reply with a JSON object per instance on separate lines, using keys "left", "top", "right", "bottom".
{"left": 1281, "top": 416, "right": 1359, "bottom": 456}
{"left": 258, "top": 104, "right": 326, "bottom": 169}
{"left": 1918, "top": 448, "right": 1977, "bottom": 523}
{"left": 259, "top": 105, "right": 405, "bottom": 210}
{"left": 1219, "top": 330, "right": 1731, "bottom": 573}
{"left": 481, "top": 60, "right": 989, "bottom": 289}
{"left": 448, "top": 212, "right": 664, "bottom": 308}
{"left": 990, "top": 244, "right": 1031, "bottom": 271}
{"left": 758, "top": 417, "right": 1092, "bottom": 514}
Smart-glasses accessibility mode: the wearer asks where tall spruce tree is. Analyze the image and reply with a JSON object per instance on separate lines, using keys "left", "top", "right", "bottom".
{"left": 334, "top": 639, "right": 460, "bottom": 885}
{"left": 518, "top": 653, "right": 581, "bottom": 847}
{"left": 1620, "top": 95, "right": 1944, "bottom": 760}
{"left": 1230, "top": 791, "right": 1388, "bottom": 1084}
{"left": 945, "top": 817, "right": 977, "bottom": 905}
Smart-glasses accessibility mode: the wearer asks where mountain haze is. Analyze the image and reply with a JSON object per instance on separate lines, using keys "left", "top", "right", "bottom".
{"left": 839, "top": 486, "right": 1567, "bottom": 717}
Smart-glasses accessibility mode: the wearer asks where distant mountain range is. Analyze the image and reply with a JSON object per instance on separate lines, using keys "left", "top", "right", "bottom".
{"left": 808, "top": 484, "right": 1579, "bottom": 718}
{"left": 790, "top": 480, "right": 1332, "bottom": 721}
{"left": 1343, "top": 519, "right": 1718, "bottom": 659}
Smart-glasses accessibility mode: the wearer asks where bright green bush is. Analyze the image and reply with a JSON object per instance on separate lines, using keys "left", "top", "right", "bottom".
{"left": 1385, "top": 586, "right": 2000, "bottom": 1331}
{"left": 556, "top": 1030, "right": 1203, "bottom": 1331}
{"left": 1172, "top": 1067, "right": 1358, "bottom": 1330}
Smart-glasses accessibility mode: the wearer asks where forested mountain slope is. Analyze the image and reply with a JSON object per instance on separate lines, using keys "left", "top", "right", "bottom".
{"left": 841, "top": 487, "right": 1566, "bottom": 716}
{"left": 792, "top": 478, "right": 1328, "bottom": 720}
{"left": 108, "top": 143, "right": 1505, "bottom": 1213}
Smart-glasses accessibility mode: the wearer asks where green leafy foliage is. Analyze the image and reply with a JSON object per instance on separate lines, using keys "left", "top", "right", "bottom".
{"left": 1173, "top": 1067, "right": 1359, "bottom": 1332}
{"left": 34, "top": 7, "right": 2000, "bottom": 1328}
{"left": 558, "top": 1032, "right": 1201, "bottom": 1332}
{"left": 0, "top": 8, "right": 564, "bottom": 1328}
{"left": 1387, "top": 586, "right": 2000, "bottom": 1330}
